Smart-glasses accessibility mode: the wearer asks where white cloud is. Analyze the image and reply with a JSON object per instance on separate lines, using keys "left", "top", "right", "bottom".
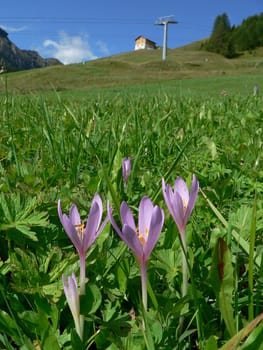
{"left": 96, "top": 40, "right": 110, "bottom": 56}
{"left": 43, "top": 32, "right": 98, "bottom": 64}
{"left": 0, "top": 24, "right": 27, "bottom": 33}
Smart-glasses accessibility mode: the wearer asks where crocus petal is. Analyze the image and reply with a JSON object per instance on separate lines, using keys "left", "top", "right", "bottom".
{"left": 174, "top": 177, "right": 189, "bottom": 204}
{"left": 108, "top": 201, "right": 143, "bottom": 258}
{"left": 162, "top": 180, "right": 183, "bottom": 229}
{"left": 122, "top": 224, "right": 144, "bottom": 259}
{"left": 122, "top": 157, "right": 131, "bottom": 186}
{"left": 62, "top": 273, "right": 79, "bottom": 315}
{"left": 162, "top": 175, "right": 199, "bottom": 237}
{"left": 58, "top": 199, "right": 63, "bottom": 221}
{"left": 90, "top": 194, "right": 103, "bottom": 229}
{"left": 58, "top": 201, "right": 82, "bottom": 254}
{"left": 138, "top": 197, "right": 154, "bottom": 239}
{"left": 162, "top": 180, "right": 175, "bottom": 219}
{"left": 62, "top": 273, "right": 80, "bottom": 335}
{"left": 120, "top": 201, "right": 136, "bottom": 231}
{"left": 174, "top": 192, "right": 186, "bottom": 231}
{"left": 144, "top": 206, "right": 165, "bottom": 259}
{"left": 83, "top": 195, "right": 103, "bottom": 251}
{"left": 184, "top": 174, "right": 199, "bottom": 222}
{"left": 107, "top": 202, "right": 123, "bottom": 237}
{"left": 69, "top": 204, "right": 82, "bottom": 226}
{"left": 82, "top": 202, "right": 101, "bottom": 253}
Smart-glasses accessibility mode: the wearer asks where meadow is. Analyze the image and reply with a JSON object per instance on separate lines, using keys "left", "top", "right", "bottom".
{"left": 0, "top": 60, "right": 263, "bottom": 349}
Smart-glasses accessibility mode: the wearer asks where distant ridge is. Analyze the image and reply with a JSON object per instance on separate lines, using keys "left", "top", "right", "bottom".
{"left": 0, "top": 27, "right": 62, "bottom": 72}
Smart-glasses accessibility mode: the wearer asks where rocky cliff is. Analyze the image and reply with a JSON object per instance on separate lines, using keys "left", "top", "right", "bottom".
{"left": 0, "top": 28, "right": 62, "bottom": 72}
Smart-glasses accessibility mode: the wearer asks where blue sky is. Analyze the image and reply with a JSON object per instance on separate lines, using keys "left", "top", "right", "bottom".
{"left": 1, "top": 1, "right": 262, "bottom": 64}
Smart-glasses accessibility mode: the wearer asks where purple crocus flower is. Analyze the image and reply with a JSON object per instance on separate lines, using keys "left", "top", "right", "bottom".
{"left": 108, "top": 196, "right": 164, "bottom": 264}
{"left": 108, "top": 196, "right": 164, "bottom": 310}
{"left": 162, "top": 175, "right": 199, "bottom": 238}
{"left": 58, "top": 194, "right": 108, "bottom": 295}
{"left": 62, "top": 273, "right": 81, "bottom": 338}
{"left": 59, "top": 194, "right": 108, "bottom": 338}
{"left": 58, "top": 194, "right": 107, "bottom": 259}
{"left": 162, "top": 174, "right": 199, "bottom": 299}
{"left": 122, "top": 157, "right": 131, "bottom": 190}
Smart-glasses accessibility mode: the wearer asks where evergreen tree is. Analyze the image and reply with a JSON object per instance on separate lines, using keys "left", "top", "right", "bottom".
{"left": 208, "top": 13, "right": 233, "bottom": 56}
{"left": 203, "top": 12, "right": 263, "bottom": 57}
{"left": 234, "top": 14, "right": 261, "bottom": 50}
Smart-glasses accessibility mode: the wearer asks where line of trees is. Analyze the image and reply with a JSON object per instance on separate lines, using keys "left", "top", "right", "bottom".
{"left": 202, "top": 12, "right": 263, "bottom": 58}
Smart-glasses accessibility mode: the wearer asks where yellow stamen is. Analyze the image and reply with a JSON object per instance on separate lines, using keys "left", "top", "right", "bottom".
{"left": 138, "top": 234, "right": 146, "bottom": 246}
{"left": 75, "top": 223, "right": 85, "bottom": 240}
{"left": 136, "top": 227, "right": 149, "bottom": 246}
{"left": 182, "top": 198, "right": 188, "bottom": 214}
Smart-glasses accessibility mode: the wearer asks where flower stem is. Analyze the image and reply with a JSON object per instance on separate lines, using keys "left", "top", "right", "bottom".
{"left": 140, "top": 260, "right": 148, "bottom": 311}
{"left": 181, "top": 236, "right": 188, "bottom": 298}
{"left": 178, "top": 231, "right": 204, "bottom": 346}
{"left": 80, "top": 255, "right": 86, "bottom": 295}
{"left": 178, "top": 231, "right": 188, "bottom": 333}
{"left": 79, "top": 255, "right": 86, "bottom": 340}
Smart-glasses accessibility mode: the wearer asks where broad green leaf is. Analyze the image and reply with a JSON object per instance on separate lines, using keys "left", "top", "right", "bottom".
{"left": 0, "top": 310, "right": 18, "bottom": 337}
{"left": 116, "top": 259, "right": 128, "bottom": 295}
{"left": 147, "top": 278, "right": 158, "bottom": 310}
{"left": 210, "top": 238, "right": 236, "bottom": 337}
{"left": 71, "top": 329, "right": 85, "bottom": 350}
{"left": 41, "top": 331, "right": 61, "bottom": 350}
{"left": 218, "top": 313, "right": 263, "bottom": 350}
{"left": 151, "top": 317, "right": 163, "bottom": 344}
{"left": 12, "top": 224, "right": 38, "bottom": 241}
{"left": 142, "top": 307, "right": 156, "bottom": 350}
{"left": 218, "top": 239, "right": 236, "bottom": 337}
{"left": 101, "top": 301, "right": 117, "bottom": 323}
{"left": 18, "top": 310, "right": 39, "bottom": 328}
{"left": 201, "top": 189, "right": 261, "bottom": 268}
{"left": 0, "top": 193, "right": 48, "bottom": 242}
{"left": 80, "top": 283, "right": 102, "bottom": 315}
{"left": 241, "top": 322, "right": 263, "bottom": 349}
{"left": 205, "top": 336, "right": 218, "bottom": 350}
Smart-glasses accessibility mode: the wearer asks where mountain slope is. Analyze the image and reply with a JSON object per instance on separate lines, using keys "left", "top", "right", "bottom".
{"left": 0, "top": 27, "right": 62, "bottom": 72}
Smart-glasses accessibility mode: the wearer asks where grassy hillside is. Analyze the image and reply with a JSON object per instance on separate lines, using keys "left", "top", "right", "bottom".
{"left": 2, "top": 42, "right": 263, "bottom": 95}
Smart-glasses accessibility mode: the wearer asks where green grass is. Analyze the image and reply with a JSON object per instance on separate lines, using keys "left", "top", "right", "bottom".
{"left": 0, "top": 89, "right": 263, "bottom": 349}
{"left": 2, "top": 73, "right": 261, "bottom": 101}
{"left": 0, "top": 43, "right": 263, "bottom": 349}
